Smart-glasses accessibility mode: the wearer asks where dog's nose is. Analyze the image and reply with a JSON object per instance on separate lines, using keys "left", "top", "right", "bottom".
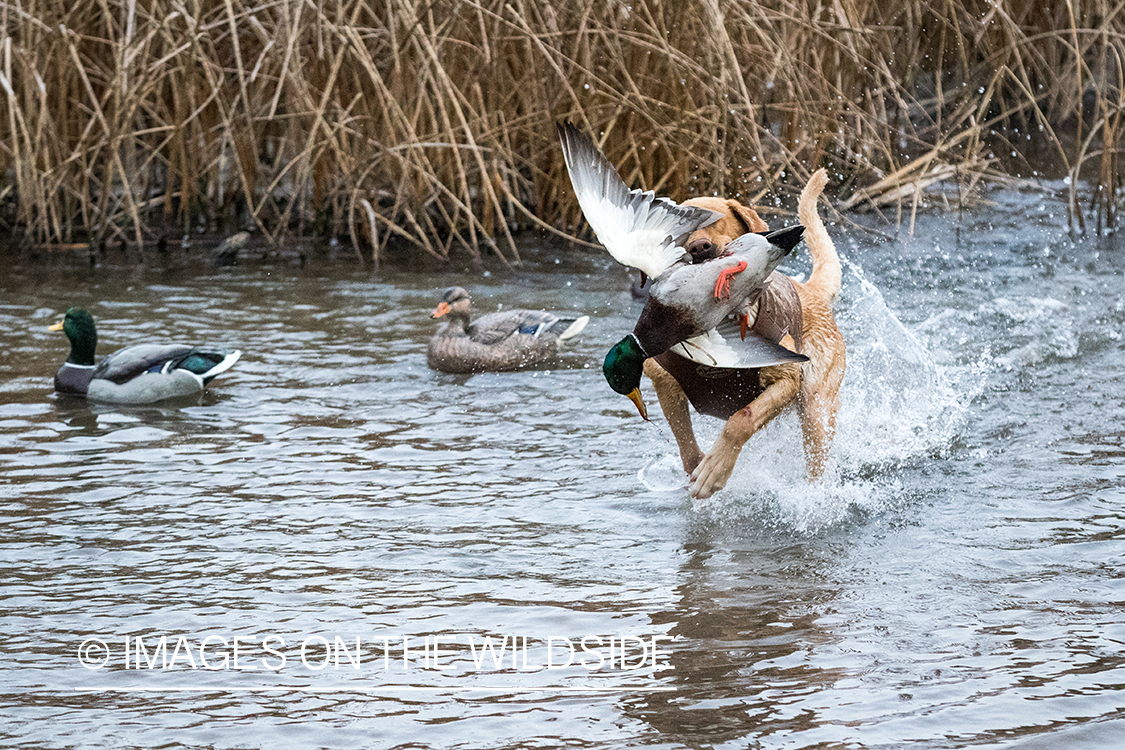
{"left": 687, "top": 238, "right": 715, "bottom": 262}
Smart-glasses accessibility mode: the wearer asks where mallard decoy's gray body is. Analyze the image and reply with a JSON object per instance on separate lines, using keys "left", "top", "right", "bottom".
{"left": 427, "top": 287, "right": 589, "bottom": 374}
{"left": 51, "top": 308, "right": 241, "bottom": 404}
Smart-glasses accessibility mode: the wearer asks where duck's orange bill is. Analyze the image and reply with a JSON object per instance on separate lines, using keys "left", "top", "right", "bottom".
{"left": 627, "top": 388, "right": 649, "bottom": 421}
{"left": 48, "top": 321, "right": 64, "bottom": 331}
{"left": 431, "top": 302, "right": 450, "bottom": 319}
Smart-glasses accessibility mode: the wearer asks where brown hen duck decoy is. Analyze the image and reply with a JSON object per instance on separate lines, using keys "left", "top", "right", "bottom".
{"left": 427, "top": 287, "right": 589, "bottom": 374}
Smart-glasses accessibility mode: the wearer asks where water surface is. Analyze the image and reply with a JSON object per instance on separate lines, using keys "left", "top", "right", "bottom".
{"left": 1, "top": 188, "right": 1123, "bottom": 748}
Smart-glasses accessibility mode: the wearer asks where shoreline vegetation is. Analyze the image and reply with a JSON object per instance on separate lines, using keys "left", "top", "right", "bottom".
{"left": 2, "top": 0, "right": 1123, "bottom": 265}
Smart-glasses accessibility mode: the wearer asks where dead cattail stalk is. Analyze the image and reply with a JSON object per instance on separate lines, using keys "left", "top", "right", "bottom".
{"left": 2, "top": 0, "right": 1124, "bottom": 254}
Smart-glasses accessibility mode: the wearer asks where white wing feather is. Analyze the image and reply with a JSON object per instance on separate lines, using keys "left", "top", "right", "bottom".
{"left": 558, "top": 122, "right": 720, "bottom": 279}
{"left": 671, "top": 325, "right": 808, "bottom": 369}
{"left": 669, "top": 330, "right": 741, "bottom": 368}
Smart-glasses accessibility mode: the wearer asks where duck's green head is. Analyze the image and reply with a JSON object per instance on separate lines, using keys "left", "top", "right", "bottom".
{"left": 49, "top": 308, "right": 97, "bottom": 365}
{"left": 603, "top": 334, "right": 649, "bottom": 420}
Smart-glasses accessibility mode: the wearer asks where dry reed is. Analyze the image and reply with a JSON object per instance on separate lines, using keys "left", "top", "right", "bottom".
{"left": 2, "top": 0, "right": 1124, "bottom": 261}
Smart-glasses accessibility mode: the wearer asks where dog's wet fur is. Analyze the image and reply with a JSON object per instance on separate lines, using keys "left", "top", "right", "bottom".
{"left": 643, "top": 169, "right": 845, "bottom": 498}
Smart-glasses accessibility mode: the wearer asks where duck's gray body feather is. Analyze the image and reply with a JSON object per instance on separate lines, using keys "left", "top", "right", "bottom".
{"left": 56, "top": 344, "right": 241, "bottom": 404}
{"left": 428, "top": 309, "right": 589, "bottom": 374}
{"left": 93, "top": 343, "right": 197, "bottom": 383}
{"left": 635, "top": 229, "right": 804, "bottom": 362}
{"left": 87, "top": 368, "right": 205, "bottom": 403}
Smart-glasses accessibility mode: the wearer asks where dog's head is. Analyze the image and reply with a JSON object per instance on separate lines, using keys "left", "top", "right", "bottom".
{"left": 681, "top": 197, "right": 769, "bottom": 263}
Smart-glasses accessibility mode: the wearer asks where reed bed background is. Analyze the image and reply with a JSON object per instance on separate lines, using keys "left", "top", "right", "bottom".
{"left": 2, "top": 0, "right": 1123, "bottom": 264}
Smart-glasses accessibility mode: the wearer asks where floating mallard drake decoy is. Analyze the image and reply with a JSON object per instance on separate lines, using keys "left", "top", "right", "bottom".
{"left": 427, "top": 287, "right": 589, "bottom": 374}
{"left": 49, "top": 308, "right": 241, "bottom": 404}
{"left": 557, "top": 121, "right": 808, "bottom": 419}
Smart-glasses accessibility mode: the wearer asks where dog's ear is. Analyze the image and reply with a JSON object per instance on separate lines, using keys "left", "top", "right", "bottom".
{"left": 727, "top": 199, "right": 769, "bottom": 233}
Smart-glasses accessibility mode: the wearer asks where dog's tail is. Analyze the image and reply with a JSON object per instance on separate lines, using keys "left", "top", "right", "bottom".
{"left": 798, "top": 168, "right": 841, "bottom": 305}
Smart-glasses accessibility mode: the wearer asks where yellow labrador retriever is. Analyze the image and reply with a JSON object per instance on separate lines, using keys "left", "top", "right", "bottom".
{"left": 642, "top": 170, "right": 845, "bottom": 498}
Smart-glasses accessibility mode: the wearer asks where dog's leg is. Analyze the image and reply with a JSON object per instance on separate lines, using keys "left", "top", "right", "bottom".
{"left": 643, "top": 358, "right": 704, "bottom": 473}
{"left": 689, "top": 364, "right": 800, "bottom": 499}
{"left": 797, "top": 346, "right": 845, "bottom": 481}
{"left": 798, "top": 390, "right": 838, "bottom": 481}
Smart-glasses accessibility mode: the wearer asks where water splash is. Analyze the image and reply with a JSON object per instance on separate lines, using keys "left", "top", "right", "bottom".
{"left": 680, "top": 258, "right": 986, "bottom": 533}
{"left": 937, "top": 296, "right": 1077, "bottom": 369}
{"left": 639, "top": 453, "right": 689, "bottom": 491}
{"left": 833, "top": 259, "right": 985, "bottom": 468}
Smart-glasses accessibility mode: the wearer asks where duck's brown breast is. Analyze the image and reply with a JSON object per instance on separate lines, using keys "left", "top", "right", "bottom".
{"left": 54, "top": 363, "right": 94, "bottom": 395}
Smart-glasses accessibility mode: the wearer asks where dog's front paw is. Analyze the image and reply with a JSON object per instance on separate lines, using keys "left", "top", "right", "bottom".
{"left": 689, "top": 448, "right": 739, "bottom": 499}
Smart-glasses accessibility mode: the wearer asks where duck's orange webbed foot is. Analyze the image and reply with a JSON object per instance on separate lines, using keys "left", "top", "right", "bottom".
{"left": 739, "top": 312, "right": 751, "bottom": 340}
{"left": 713, "top": 261, "right": 748, "bottom": 300}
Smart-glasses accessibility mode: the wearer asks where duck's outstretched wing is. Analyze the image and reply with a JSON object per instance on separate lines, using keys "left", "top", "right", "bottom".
{"left": 557, "top": 121, "right": 721, "bottom": 280}
{"left": 669, "top": 318, "right": 808, "bottom": 369}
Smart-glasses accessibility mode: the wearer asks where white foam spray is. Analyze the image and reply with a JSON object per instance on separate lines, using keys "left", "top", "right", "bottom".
{"left": 641, "top": 258, "right": 990, "bottom": 532}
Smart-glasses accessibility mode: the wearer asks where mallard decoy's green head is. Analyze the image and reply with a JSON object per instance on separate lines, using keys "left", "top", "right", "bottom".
{"left": 49, "top": 308, "right": 97, "bottom": 366}
{"left": 603, "top": 334, "right": 649, "bottom": 420}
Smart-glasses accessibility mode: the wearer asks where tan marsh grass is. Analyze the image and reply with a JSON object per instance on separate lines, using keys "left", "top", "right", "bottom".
{"left": 2, "top": 0, "right": 1124, "bottom": 260}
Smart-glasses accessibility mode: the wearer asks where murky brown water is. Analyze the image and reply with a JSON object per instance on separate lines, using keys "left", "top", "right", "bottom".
{"left": 2, "top": 189, "right": 1124, "bottom": 748}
